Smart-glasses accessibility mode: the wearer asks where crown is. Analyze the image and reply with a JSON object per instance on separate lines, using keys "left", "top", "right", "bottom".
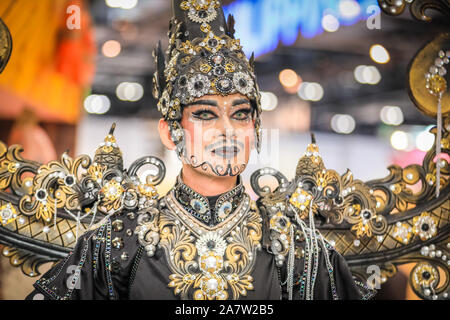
{"left": 152, "top": 0, "right": 262, "bottom": 152}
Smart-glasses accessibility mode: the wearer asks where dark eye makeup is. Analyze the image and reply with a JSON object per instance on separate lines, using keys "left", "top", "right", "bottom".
{"left": 190, "top": 107, "right": 252, "bottom": 121}
{"left": 232, "top": 108, "right": 252, "bottom": 120}
{"left": 191, "top": 108, "right": 218, "bottom": 120}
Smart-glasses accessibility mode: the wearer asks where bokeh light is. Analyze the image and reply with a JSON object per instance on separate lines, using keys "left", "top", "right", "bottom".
{"left": 102, "top": 40, "right": 121, "bottom": 58}
{"left": 370, "top": 44, "right": 390, "bottom": 64}
{"left": 260, "top": 91, "right": 278, "bottom": 111}
{"left": 331, "top": 114, "right": 356, "bottom": 134}
{"left": 279, "top": 69, "right": 299, "bottom": 88}
{"left": 298, "top": 82, "right": 324, "bottom": 101}
{"left": 339, "top": 0, "right": 361, "bottom": 19}
{"left": 390, "top": 130, "right": 409, "bottom": 150}
{"left": 380, "top": 106, "right": 403, "bottom": 126}
{"left": 84, "top": 95, "right": 111, "bottom": 114}
{"left": 116, "top": 82, "right": 144, "bottom": 102}
{"left": 322, "top": 14, "right": 340, "bottom": 32}
{"left": 354, "top": 65, "right": 381, "bottom": 84}
{"left": 416, "top": 130, "right": 435, "bottom": 151}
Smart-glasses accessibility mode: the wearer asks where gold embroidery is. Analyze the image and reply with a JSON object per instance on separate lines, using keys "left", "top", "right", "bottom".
{"left": 160, "top": 192, "right": 262, "bottom": 300}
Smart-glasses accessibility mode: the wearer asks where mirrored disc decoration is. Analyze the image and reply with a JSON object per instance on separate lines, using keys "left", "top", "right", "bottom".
{"left": 0, "top": 17, "right": 12, "bottom": 74}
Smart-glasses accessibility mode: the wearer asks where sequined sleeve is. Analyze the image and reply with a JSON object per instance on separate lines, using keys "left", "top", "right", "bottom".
{"left": 313, "top": 247, "right": 377, "bottom": 300}
{"left": 25, "top": 214, "right": 141, "bottom": 300}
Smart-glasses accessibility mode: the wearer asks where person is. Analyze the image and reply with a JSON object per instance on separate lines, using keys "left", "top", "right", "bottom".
{"left": 25, "top": 0, "right": 375, "bottom": 300}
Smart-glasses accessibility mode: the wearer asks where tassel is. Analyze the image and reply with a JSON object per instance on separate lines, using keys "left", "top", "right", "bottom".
{"left": 435, "top": 91, "right": 443, "bottom": 198}
{"left": 53, "top": 198, "right": 58, "bottom": 231}
{"left": 88, "top": 201, "right": 98, "bottom": 229}
{"left": 287, "top": 224, "right": 295, "bottom": 300}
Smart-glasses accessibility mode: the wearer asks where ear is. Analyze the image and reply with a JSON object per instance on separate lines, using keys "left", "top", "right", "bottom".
{"left": 158, "top": 118, "right": 176, "bottom": 150}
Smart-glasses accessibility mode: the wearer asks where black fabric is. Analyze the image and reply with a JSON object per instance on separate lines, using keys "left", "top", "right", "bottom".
{"left": 128, "top": 247, "right": 281, "bottom": 300}
{"left": 25, "top": 200, "right": 372, "bottom": 300}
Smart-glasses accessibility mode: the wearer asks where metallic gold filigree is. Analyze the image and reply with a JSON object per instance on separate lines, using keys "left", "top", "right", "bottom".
{"left": 0, "top": 123, "right": 166, "bottom": 276}
{"left": 160, "top": 192, "right": 261, "bottom": 300}
{"left": 377, "top": 0, "right": 450, "bottom": 22}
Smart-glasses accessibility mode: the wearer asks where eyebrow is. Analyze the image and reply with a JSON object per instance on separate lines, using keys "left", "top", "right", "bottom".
{"left": 232, "top": 98, "right": 250, "bottom": 106}
{"left": 186, "top": 100, "right": 218, "bottom": 107}
{"left": 186, "top": 98, "right": 251, "bottom": 108}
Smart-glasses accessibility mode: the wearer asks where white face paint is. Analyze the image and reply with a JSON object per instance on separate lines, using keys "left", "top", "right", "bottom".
{"left": 180, "top": 93, "right": 256, "bottom": 177}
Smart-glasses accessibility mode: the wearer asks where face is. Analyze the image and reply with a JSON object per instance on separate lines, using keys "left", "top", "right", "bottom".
{"left": 179, "top": 93, "right": 256, "bottom": 177}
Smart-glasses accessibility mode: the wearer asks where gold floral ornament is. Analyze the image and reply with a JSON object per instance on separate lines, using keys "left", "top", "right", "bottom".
{"left": 100, "top": 180, "right": 124, "bottom": 212}
{"left": 270, "top": 211, "right": 291, "bottom": 235}
{"left": 137, "top": 183, "right": 158, "bottom": 198}
{"left": 427, "top": 74, "right": 447, "bottom": 95}
{"left": 412, "top": 263, "right": 439, "bottom": 289}
{"left": 87, "top": 163, "right": 106, "bottom": 184}
{"left": 18, "top": 151, "right": 91, "bottom": 223}
{"left": 350, "top": 207, "right": 378, "bottom": 238}
{"left": 0, "top": 203, "right": 18, "bottom": 226}
{"left": 289, "top": 188, "right": 313, "bottom": 219}
{"left": 196, "top": 274, "right": 228, "bottom": 300}
{"left": 180, "top": 0, "right": 220, "bottom": 24}
{"left": 393, "top": 222, "right": 413, "bottom": 244}
{"left": 413, "top": 212, "right": 437, "bottom": 241}
{"left": 199, "top": 27, "right": 226, "bottom": 54}
{"left": 161, "top": 193, "right": 260, "bottom": 300}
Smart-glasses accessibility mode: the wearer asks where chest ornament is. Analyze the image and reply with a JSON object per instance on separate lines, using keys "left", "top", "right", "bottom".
{"left": 160, "top": 191, "right": 262, "bottom": 300}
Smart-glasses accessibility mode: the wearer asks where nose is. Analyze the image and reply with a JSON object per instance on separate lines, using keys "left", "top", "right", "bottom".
{"left": 216, "top": 115, "right": 236, "bottom": 140}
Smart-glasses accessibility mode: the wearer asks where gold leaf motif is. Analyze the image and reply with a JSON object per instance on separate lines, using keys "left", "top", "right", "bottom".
{"left": 160, "top": 194, "right": 261, "bottom": 300}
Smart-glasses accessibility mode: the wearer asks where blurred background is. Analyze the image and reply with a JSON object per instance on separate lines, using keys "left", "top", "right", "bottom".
{"left": 0, "top": 0, "right": 448, "bottom": 299}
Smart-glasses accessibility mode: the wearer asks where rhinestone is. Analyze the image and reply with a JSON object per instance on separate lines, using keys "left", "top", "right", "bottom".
{"left": 112, "top": 220, "right": 124, "bottom": 232}
{"left": 112, "top": 237, "right": 124, "bottom": 250}
{"left": 420, "top": 246, "right": 429, "bottom": 256}
{"left": 434, "top": 58, "right": 444, "bottom": 67}
{"left": 32, "top": 293, "right": 45, "bottom": 300}
{"left": 206, "top": 278, "right": 218, "bottom": 290}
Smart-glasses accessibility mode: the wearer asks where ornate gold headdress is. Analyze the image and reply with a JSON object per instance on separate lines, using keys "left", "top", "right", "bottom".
{"left": 152, "top": 0, "right": 262, "bottom": 154}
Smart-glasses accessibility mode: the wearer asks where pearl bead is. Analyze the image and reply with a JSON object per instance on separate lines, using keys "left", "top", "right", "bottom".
{"left": 206, "top": 278, "right": 218, "bottom": 290}
{"left": 421, "top": 246, "right": 429, "bottom": 256}
{"left": 205, "top": 256, "right": 217, "bottom": 269}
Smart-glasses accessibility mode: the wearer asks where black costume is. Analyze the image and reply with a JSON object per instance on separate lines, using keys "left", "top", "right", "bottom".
{"left": 26, "top": 172, "right": 371, "bottom": 300}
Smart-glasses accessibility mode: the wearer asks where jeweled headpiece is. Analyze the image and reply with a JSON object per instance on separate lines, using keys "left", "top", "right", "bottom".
{"left": 152, "top": 0, "right": 262, "bottom": 153}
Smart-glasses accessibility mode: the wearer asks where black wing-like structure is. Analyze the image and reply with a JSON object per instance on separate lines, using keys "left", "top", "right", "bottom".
{"left": 0, "top": 124, "right": 166, "bottom": 277}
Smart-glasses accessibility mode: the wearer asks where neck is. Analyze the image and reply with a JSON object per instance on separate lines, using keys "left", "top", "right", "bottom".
{"left": 181, "top": 164, "right": 238, "bottom": 196}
